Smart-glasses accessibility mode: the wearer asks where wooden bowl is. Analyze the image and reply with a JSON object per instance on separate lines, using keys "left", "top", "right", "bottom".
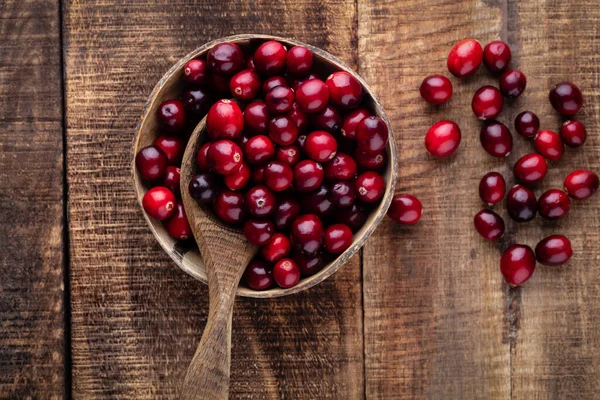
{"left": 132, "top": 34, "right": 398, "bottom": 298}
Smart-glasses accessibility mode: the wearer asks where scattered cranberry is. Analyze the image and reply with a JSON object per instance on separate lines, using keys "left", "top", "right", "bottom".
{"left": 164, "top": 200, "right": 192, "bottom": 240}
{"left": 243, "top": 101, "right": 269, "bottom": 133}
{"left": 514, "top": 111, "right": 540, "bottom": 138}
{"left": 472, "top": 86, "right": 504, "bottom": 120}
{"left": 136, "top": 145, "right": 167, "bottom": 180}
{"left": 276, "top": 145, "right": 301, "bottom": 166}
{"left": 296, "top": 79, "right": 329, "bottom": 113}
{"left": 549, "top": 81, "right": 583, "bottom": 115}
{"left": 305, "top": 131, "right": 338, "bottom": 162}
{"left": 336, "top": 204, "right": 367, "bottom": 231}
{"left": 326, "top": 71, "right": 363, "bottom": 109}
{"left": 269, "top": 115, "right": 299, "bottom": 146}
{"left": 324, "top": 224, "right": 353, "bottom": 254}
{"left": 483, "top": 40, "right": 511, "bottom": 74}
{"left": 261, "top": 233, "right": 292, "bottom": 263}
{"left": 206, "top": 140, "right": 243, "bottom": 175}
{"left": 341, "top": 108, "right": 371, "bottom": 139}
{"left": 274, "top": 196, "right": 301, "bottom": 230}
{"left": 559, "top": 120, "right": 587, "bottom": 147}
{"left": 425, "top": 120, "right": 461, "bottom": 158}
{"left": 419, "top": 75, "right": 453, "bottom": 105}
{"left": 312, "top": 105, "right": 341, "bottom": 133}
{"left": 479, "top": 172, "right": 506, "bottom": 205}
{"left": 535, "top": 235, "right": 573, "bottom": 266}
{"left": 272, "top": 258, "right": 300, "bottom": 288}
{"left": 245, "top": 135, "right": 275, "bottom": 164}
{"left": 207, "top": 42, "right": 244, "bottom": 76}
{"left": 253, "top": 41, "right": 287, "bottom": 77}
{"left": 473, "top": 210, "right": 505, "bottom": 240}
{"left": 506, "top": 184, "right": 537, "bottom": 222}
{"left": 264, "top": 161, "right": 294, "bottom": 191}
{"left": 243, "top": 219, "right": 274, "bottom": 246}
{"left": 183, "top": 59, "right": 208, "bottom": 85}
{"left": 499, "top": 69, "right": 526, "bottom": 97}
{"left": 500, "top": 244, "right": 536, "bottom": 286}
{"left": 162, "top": 166, "right": 181, "bottom": 197}
{"left": 356, "top": 116, "right": 389, "bottom": 155}
{"left": 295, "top": 251, "right": 324, "bottom": 277}
{"left": 206, "top": 99, "right": 244, "bottom": 140}
{"left": 387, "top": 194, "right": 422, "bottom": 225}
{"left": 291, "top": 214, "right": 323, "bottom": 255}
{"left": 224, "top": 163, "right": 251, "bottom": 191}
{"left": 293, "top": 160, "right": 324, "bottom": 192}
{"left": 354, "top": 149, "right": 386, "bottom": 171}
{"left": 513, "top": 153, "right": 547, "bottom": 184}
{"left": 183, "top": 88, "right": 212, "bottom": 118}
{"left": 265, "top": 86, "right": 295, "bottom": 113}
{"left": 157, "top": 99, "right": 186, "bottom": 133}
{"left": 189, "top": 173, "right": 221, "bottom": 204}
{"left": 229, "top": 69, "right": 262, "bottom": 101}
{"left": 195, "top": 143, "right": 211, "bottom": 172}
{"left": 245, "top": 185, "right": 276, "bottom": 217}
{"left": 143, "top": 186, "right": 176, "bottom": 220}
{"left": 564, "top": 169, "right": 599, "bottom": 200}
{"left": 330, "top": 181, "right": 356, "bottom": 207}
{"left": 325, "top": 153, "right": 357, "bottom": 181}
{"left": 302, "top": 184, "right": 333, "bottom": 217}
{"left": 286, "top": 45, "right": 313, "bottom": 76}
{"left": 243, "top": 260, "right": 273, "bottom": 290}
{"left": 287, "top": 102, "right": 309, "bottom": 132}
{"left": 355, "top": 171, "right": 385, "bottom": 203}
{"left": 447, "top": 38, "right": 483, "bottom": 78}
{"left": 480, "top": 120, "right": 513, "bottom": 158}
{"left": 533, "top": 130, "right": 564, "bottom": 161}
{"left": 213, "top": 190, "right": 246, "bottom": 224}
{"left": 538, "top": 189, "right": 570, "bottom": 220}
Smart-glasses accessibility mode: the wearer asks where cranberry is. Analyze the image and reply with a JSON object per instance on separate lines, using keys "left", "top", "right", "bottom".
{"left": 274, "top": 196, "right": 301, "bottom": 230}
{"left": 500, "top": 244, "right": 536, "bottom": 286}
{"left": 210, "top": 74, "right": 231, "bottom": 96}
{"left": 295, "top": 251, "right": 324, "bottom": 277}
{"left": 253, "top": 41, "right": 287, "bottom": 76}
{"left": 207, "top": 42, "right": 244, "bottom": 76}
{"left": 425, "top": 120, "right": 461, "bottom": 158}
{"left": 538, "top": 189, "right": 570, "bottom": 220}
{"left": 269, "top": 115, "right": 299, "bottom": 146}
{"left": 265, "top": 86, "right": 295, "bottom": 114}
{"left": 275, "top": 145, "right": 300, "bottom": 166}
{"left": 291, "top": 214, "right": 323, "bottom": 255}
{"left": 533, "top": 130, "right": 564, "bottom": 161}
{"left": 355, "top": 171, "right": 385, "bottom": 203}
{"left": 213, "top": 190, "right": 246, "bottom": 224}
{"left": 286, "top": 46, "right": 313, "bottom": 76}
{"left": 324, "top": 224, "right": 353, "bottom": 254}
{"left": 243, "top": 261, "right": 273, "bottom": 290}
{"left": 142, "top": 186, "right": 176, "bottom": 220}
{"left": 164, "top": 200, "right": 192, "bottom": 240}
{"left": 287, "top": 102, "right": 309, "bottom": 132}
{"left": 330, "top": 181, "right": 356, "bottom": 207}
{"left": 293, "top": 160, "right": 324, "bottom": 192}
{"left": 243, "top": 101, "right": 269, "bottom": 134}
{"left": 387, "top": 194, "right": 422, "bottom": 225}
{"left": 264, "top": 161, "right": 294, "bottom": 191}
{"left": 224, "top": 163, "right": 250, "bottom": 191}
{"left": 326, "top": 71, "right": 363, "bottom": 109}
{"left": 291, "top": 73, "right": 319, "bottom": 92}
{"left": 245, "top": 185, "right": 276, "bottom": 217}
{"left": 304, "top": 131, "right": 338, "bottom": 162}
{"left": 312, "top": 105, "right": 341, "bottom": 133}
{"left": 183, "top": 59, "right": 208, "bottom": 85}
{"left": 157, "top": 99, "right": 186, "bottom": 133}
{"left": 479, "top": 172, "right": 506, "bottom": 205}
{"left": 447, "top": 38, "right": 483, "bottom": 78}
{"left": 514, "top": 153, "right": 547, "bottom": 184}
{"left": 273, "top": 258, "right": 300, "bottom": 288}
{"left": 356, "top": 116, "right": 389, "bottom": 155}
{"left": 419, "top": 75, "right": 453, "bottom": 105}
{"left": 341, "top": 108, "right": 371, "bottom": 139}
{"left": 183, "top": 88, "right": 212, "bottom": 118}
{"left": 483, "top": 40, "right": 511, "bottom": 74}
{"left": 151, "top": 136, "right": 183, "bottom": 167}
{"left": 354, "top": 149, "right": 386, "bottom": 171}
{"left": 262, "top": 76, "right": 287, "bottom": 95}
{"left": 559, "top": 120, "right": 586, "bottom": 147}
{"left": 473, "top": 210, "right": 505, "bottom": 241}
{"left": 325, "top": 153, "right": 357, "bottom": 181}
{"left": 206, "top": 99, "right": 244, "bottom": 140}
{"left": 549, "top": 81, "right": 583, "bottom": 115}
{"left": 335, "top": 204, "right": 367, "bottom": 232}
{"left": 206, "top": 140, "right": 243, "bottom": 175}
{"left": 499, "top": 69, "right": 527, "bottom": 97}
{"left": 514, "top": 111, "right": 540, "bottom": 138}
{"left": 535, "top": 235, "right": 573, "bottom": 266}
{"left": 472, "top": 86, "right": 503, "bottom": 120}
{"left": 564, "top": 169, "right": 599, "bottom": 200}
{"left": 506, "top": 184, "right": 537, "bottom": 222}
{"left": 195, "top": 143, "right": 211, "bottom": 172}
{"left": 229, "top": 69, "right": 261, "bottom": 101}
{"left": 136, "top": 145, "right": 167, "bottom": 180}
{"left": 261, "top": 233, "right": 292, "bottom": 263}
{"left": 480, "top": 120, "right": 513, "bottom": 158}
{"left": 245, "top": 135, "right": 275, "bottom": 165}
{"left": 296, "top": 79, "right": 329, "bottom": 113}
{"left": 162, "top": 166, "right": 181, "bottom": 197}
{"left": 189, "top": 172, "right": 221, "bottom": 204}
{"left": 302, "top": 184, "right": 333, "bottom": 217}
{"left": 243, "top": 219, "right": 274, "bottom": 246}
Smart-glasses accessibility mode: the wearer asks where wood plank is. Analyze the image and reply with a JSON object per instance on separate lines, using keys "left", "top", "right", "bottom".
{"left": 63, "top": 1, "right": 363, "bottom": 398}
{"left": 508, "top": 0, "right": 600, "bottom": 397}
{"left": 358, "top": 1, "right": 512, "bottom": 398}
{"left": 0, "top": 0, "right": 65, "bottom": 398}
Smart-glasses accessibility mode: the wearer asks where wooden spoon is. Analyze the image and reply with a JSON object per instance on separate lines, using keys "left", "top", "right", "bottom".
{"left": 179, "top": 117, "right": 258, "bottom": 400}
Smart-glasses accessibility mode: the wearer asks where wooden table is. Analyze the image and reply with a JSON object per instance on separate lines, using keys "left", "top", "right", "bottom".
{"left": 2, "top": 0, "right": 599, "bottom": 398}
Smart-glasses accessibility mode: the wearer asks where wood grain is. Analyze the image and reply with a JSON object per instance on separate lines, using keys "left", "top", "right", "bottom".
{"left": 0, "top": 0, "right": 65, "bottom": 398}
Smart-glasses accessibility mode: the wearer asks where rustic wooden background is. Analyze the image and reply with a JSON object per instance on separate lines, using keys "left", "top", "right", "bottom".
{"left": 1, "top": 0, "right": 599, "bottom": 398}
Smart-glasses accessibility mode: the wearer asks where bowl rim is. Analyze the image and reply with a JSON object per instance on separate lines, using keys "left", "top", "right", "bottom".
{"left": 132, "top": 34, "right": 398, "bottom": 298}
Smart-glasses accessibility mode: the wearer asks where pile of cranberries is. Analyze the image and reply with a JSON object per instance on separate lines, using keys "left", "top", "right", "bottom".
{"left": 420, "top": 38, "right": 598, "bottom": 287}
{"left": 136, "top": 40, "right": 396, "bottom": 291}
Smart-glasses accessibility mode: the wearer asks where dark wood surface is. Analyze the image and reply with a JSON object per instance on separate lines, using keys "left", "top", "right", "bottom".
{"left": 1, "top": 0, "right": 599, "bottom": 398}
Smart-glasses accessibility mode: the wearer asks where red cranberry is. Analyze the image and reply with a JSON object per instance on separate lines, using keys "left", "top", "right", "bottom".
{"left": 447, "top": 38, "right": 483, "bottom": 78}
{"left": 243, "top": 101, "right": 269, "bottom": 133}
{"left": 296, "top": 79, "right": 329, "bottom": 113}
{"left": 330, "top": 181, "right": 356, "bottom": 207}
{"left": 207, "top": 42, "right": 244, "bottom": 77}
{"left": 355, "top": 171, "right": 385, "bottom": 203}
{"left": 189, "top": 173, "right": 221, "bottom": 204}
{"left": 335, "top": 204, "right": 367, "bottom": 232}
{"left": 472, "top": 86, "right": 503, "bottom": 120}
{"left": 325, "top": 153, "right": 357, "bottom": 181}
{"left": 560, "top": 120, "right": 586, "bottom": 147}
{"left": 479, "top": 172, "right": 506, "bottom": 205}
{"left": 261, "top": 233, "right": 292, "bottom": 263}
{"left": 302, "top": 184, "right": 333, "bottom": 217}
{"left": 286, "top": 46, "right": 313, "bottom": 76}
{"left": 324, "top": 224, "right": 353, "bottom": 254}
{"left": 206, "top": 140, "right": 243, "bottom": 175}
{"left": 245, "top": 185, "right": 276, "bottom": 217}
{"left": 354, "top": 149, "right": 386, "bottom": 171}
{"left": 480, "top": 120, "right": 513, "bottom": 158}
{"left": 312, "top": 105, "right": 341, "bottom": 133}
{"left": 483, "top": 40, "right": 511, "bottom": 74}
{"left": 153, "top": 136, "right": 183, "bottom": 165}
{"left": 142, "top": 186, "right": 176, "bottom": 220}
{"left": 264, "top": 161, "right": 294, "bottom": 191}
{"left": 262, "top": 76, "right": 287, "bottom": 95}
{"left": 356, "top": 116, "right": 389, "bottom": 155}
{"left": 419, "top": 75, "right": 453, "bottom": 105}
{"left": 291, "top": 214, "right": 323, "bottom": 255}
{"left": 533, "top": 130, "right": 564, "bottom": 161}
{"left": 243, "top": 219, "right": 274, "bottom": 246}
{"left": 287, "top": 102, "right": 309, "bottom": 132}
{"left": 136, "top": 145, "right": 167, "bottom": 180}
{"left": 164, "top": 200, "right": 192, "bottom": 240}
{"left": 162, "top": 166, "right": 181, "bottom": 197}
{"left": 535, "top": 235, "right": 573, "bottom": 266}
{"left": 500, "top": 244, "right": 536, "bottom": 286}
{"left": 506, "top": 184, "right": 537, "bottom": 222}
{"left": 210, "top": 74, "right": 231, "bottom": 96}
{"left": 253, "top": 41, "right": 287, "bottom": 76}
{"left": 157, "top": 99, "right": 186, "bottom": 133}
{"left": 224, "top": 163, "right": 250, "bottom": 191}
{"left": 499, "top": 69, "right": 526, "bottom": 97}
{"left": 326, "top": 71, "right": 363, "bottom": 109}
{"left": 549, "top": 81, "right": 583, "bottom": 115}
{"left": 514, "top": 153, "right": 547, "bottom": 184}
{"left": 425, "top": 120, "right": 461, "bottom": 158}
{"left": 213, "top": 190, "right": 246, "bottom": 224}
{"left": 274, "top": 196, "right": 301, "bottom": 230}
{"left": 538, "top": 189, "right": 570, "bottom": 220}
{"left": 564, "top": 169, "right": 599, "bottom": 200}
{"left": 295, "top": 251, "right": 324, "bottom": 277}
{"left": 473, "top": 210, "right": 505, "bottom": 241}
{"left": 183, "top": 59, "right": 208, "bottom": 85}
{"left": 269, "top": 115, "right": 299, "bottom": 146}
{"left": 293, "top": 160, "right": 324, "bottom": 192}
{"left": 341, "top": 108, "right": 371, "bottom": 139}
{"left": 229, "top": 69, "right": 262, "bottom": 101}
{"left": 305, "top": 131, "right": 338, "bottom": 162}
{"left": 183, "top": 88, "right": 212, "bottom": 118}
{"left": 206, "top": 99, "right": 244, "bottom": 140}
{"left": 514, "top": 111, "right": 540, "bottom": 138}
{"left": 387, "top": 194, "right": 422, "bottom": 225}
{"left": 196, "top": 143, "right": 211, "bottom": 172}
{"left": 272, "top": 258, "right": 300, "bottom": 288}
{"left": 265, "top": 86, "right": 295, "bottom": 114}
{"left": 275, "top": 145, "right": 300, "bottom": 166}
{"left": 243, "top": 261, "right": 273, "bottom": 291}
{"left": 245, "top": 135, "right": 275, "bottom": 165}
